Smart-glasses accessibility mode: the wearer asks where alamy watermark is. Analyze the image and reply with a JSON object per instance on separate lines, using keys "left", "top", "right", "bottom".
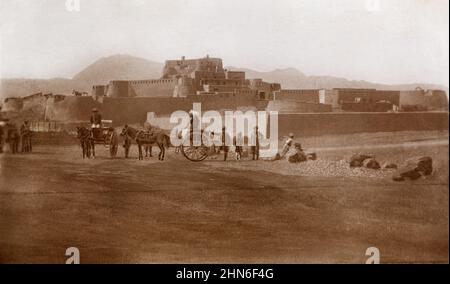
{"left": 365, "top": 247, "right": 380, "bottom": 264}
{"left": 65, "top": 247, "right": 80, "bottom": 264}
{"left": 147, "top": 103, "right": 279, "bottom": 158}
{"left": 65, "top": 0, "right": 80, "bottom": 12}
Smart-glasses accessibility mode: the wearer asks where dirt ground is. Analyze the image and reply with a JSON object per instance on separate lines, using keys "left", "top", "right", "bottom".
{"left": 0, "top": 130, "right": 448, "bottom": 263}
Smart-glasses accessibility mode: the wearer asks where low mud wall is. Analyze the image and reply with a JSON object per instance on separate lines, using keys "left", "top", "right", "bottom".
{"left": 276, "top": 112, "right": 449, "bottom": 137}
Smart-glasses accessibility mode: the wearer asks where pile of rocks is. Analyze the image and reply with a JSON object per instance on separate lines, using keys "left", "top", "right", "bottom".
{"left": 268, "top": 159, "right": 391, "bottom": 178}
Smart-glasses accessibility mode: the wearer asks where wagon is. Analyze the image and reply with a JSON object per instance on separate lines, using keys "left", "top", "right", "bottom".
{"left": 91, "top": 120, "right": 119, "bottom": 157}
{"left": 77, "top": 120, "right": 119, "bottom": 157}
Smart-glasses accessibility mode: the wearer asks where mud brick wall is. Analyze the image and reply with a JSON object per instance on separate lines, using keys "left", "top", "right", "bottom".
{"left": 46, "top": 96, "right": 100, "bottom": 122}
{"left": 276, "top": 112, "right": 449, "bottom": 137}
{"left": 102, "top": 97, "right": 192, "bottom": 126}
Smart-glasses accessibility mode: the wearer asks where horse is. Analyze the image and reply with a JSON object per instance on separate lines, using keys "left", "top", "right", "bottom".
{"left": 76, "top": 126, "right": 95, "bottom": 158}
{"left": 143, "top": 127, "right": 167, "bottom": 157}
{"left": 120, "top": 125, "right": 170, "bottom": 160}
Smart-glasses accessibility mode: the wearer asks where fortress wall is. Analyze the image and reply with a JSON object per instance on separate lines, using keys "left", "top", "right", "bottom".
{"left": 46, "top": 96, "right": 100, "bottom": 122}
{"left": 276, "top": 112, "right": 449, "bottom": 137}
{"left": 400, "top": 90, "right": 449, "bottom": 110}
{"left": 336, "top": 89, "right": 400, "bottom": 106}
{"left": 225, "top": 71, "right": 245, "bottom": 80}
{"left": 128, "top": 79, "right": 178, "bottom": 97}
{"left": 92, "top": 85, "right": 106, "bottom": 97}
{"left": 101, "top": 91, "right": 259, "bottom": 126}
{"left": 22, "top": 90, "right": 259, "bottom": 126}
{"left": 426, "top": 90, "right": 448, "bottom": 110}
{"left": 203, "top": 85, "right": 248, "bottom": 93}
{"left": 277, "top": 89, "right": 320, "bottom": 103}
{"left": 255, "top": 100, "right": 270, "bottom": 111}
{"left": 22, "top": 94, "right": 47, "bottom": 110}
{"left": 187, "top": 91, "right": 257, "bottom": 112}
{"left": 102, "top": 97, "right": 192, "bottom": 126}
{"left": 2, "top": 97, "right": 23, "bottom": 112}
{"left": 267, "top": 100, "right": 332, "bottom": 113}
{"left": 105, "top": 81, "right": 130, "bottom": 97}
{"left": 176, "top": 77, "right": 195, "bottom": 97}
{"left": 341, "top": 102, "right": 393, "bottom": 112}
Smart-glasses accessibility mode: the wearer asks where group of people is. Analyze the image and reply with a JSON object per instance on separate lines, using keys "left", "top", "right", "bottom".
{"left": 214, "top": 129, "right": 305, "bottom": 162}
{"left": 0, "top": 120, "right": 32, "bottom": 154}
{"left": 218, "top": 130, "right": 309, "bottom": 163}
{"left": 89, "top": 108, "right": 305, "bottom": 162}
{"left": 204, "top": 126, "right": 261, "bottom": 161}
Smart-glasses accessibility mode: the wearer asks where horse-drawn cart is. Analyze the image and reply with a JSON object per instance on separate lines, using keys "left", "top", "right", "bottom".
{"left": 76, "top": 120, "right": 119, "bottom": 158}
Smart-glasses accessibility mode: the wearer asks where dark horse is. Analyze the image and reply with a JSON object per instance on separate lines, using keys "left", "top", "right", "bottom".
{"left": 120, "top": 125, "right": 170, "bottom": 160}
{"left": 76, "top": 126, "right": 95, "bottom": 158}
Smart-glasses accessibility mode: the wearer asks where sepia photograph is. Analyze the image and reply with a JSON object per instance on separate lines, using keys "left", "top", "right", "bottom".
{"left": 0, "top": 0, "right": 448, "bottom": 268}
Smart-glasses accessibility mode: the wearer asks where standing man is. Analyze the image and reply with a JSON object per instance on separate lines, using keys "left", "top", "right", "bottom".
{"left": 7, "top": 123, "right": 20, "bottom": 154}
{"left": 20, "top": 120, "right": 32, "bottom": 153}
{"left": 90, "top": 108, "right": 102, "bottom": 140}
{"left": 0, "top": 120, "right": 4, "bottom": 154}
{"left": 251, "top": 126, "right": 260, "bottom": 160}
{"left": 233, "top": 132, "right": 243, "bottom": 161}
{"left": 221, "top": 126, "right": 229, "bottom": 161}
{"left": 90, "top": 108, "right": 102, "bottom": 127}
{"left": 123, "top": 135, "right": 131, "bottom": 158}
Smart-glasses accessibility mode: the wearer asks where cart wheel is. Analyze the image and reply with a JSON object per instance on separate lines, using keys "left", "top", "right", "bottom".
{"left": 181, "top": 145, "right": 208, "bottom": 162}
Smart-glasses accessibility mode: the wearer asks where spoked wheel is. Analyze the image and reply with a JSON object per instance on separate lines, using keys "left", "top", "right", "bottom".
{"left": 181, "top": 145, "right": 209, "bottom": 162}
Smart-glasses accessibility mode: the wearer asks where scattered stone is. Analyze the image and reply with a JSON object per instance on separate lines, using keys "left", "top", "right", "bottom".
{"left": 363, "top": 158, "right": 381, "bottom": 169}
{"left": 349, "top": 153, "right": 374, "bottom": 167}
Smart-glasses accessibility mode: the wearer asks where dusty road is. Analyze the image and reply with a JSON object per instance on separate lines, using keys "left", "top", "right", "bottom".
{"left": 0, "top": 131, "right": 448, "bottom": 263}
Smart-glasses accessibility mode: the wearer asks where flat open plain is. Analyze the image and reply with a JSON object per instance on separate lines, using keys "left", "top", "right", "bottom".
{"left": 0, "top": 131, "right": 448, "bottom": 263}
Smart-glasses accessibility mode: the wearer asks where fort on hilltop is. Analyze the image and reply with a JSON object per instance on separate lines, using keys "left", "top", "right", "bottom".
{"left": 1, "top": 55, "right": 448, "bottom": 130}
{"left": 92, "top": 55, "right": 281, "bottom": 99}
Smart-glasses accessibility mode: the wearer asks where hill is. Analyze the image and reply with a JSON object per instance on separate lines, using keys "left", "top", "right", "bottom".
{"left": 0, "top": 54, "right": 447, "bottom": 100}
{"left": 72, "top": 54, "right": 163, "bottom": 85}
{"left": 227, "top": 66, "right": 447, "bottom": 91}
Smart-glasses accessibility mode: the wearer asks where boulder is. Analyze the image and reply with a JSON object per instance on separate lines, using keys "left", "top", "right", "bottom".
{"left": 350, "top": 153, "right": 374, "bottom": 167}
{"left": 392, "top": 156, "right": 433, "bottom": 181}
{"left": 393, "top": 166, "right": 422, "bottom": 181}
{"left": 415, "top": 156, "right": 433, "bottom": 176}
{"left": 363, "top": 158, "right": 381, "bottom": 169}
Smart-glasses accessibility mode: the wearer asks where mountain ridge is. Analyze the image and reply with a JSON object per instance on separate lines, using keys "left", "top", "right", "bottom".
{"left": 1, "top": 54, "right": 447, "bottom": 99}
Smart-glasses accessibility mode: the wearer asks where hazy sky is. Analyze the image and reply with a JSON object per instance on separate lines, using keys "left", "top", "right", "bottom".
{"left": 0, "top": 0, "right": 448, "bottom": 87}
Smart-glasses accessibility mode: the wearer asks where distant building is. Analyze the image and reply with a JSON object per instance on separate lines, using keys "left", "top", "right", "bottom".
{"left": 92, "top": 55, "right": 281, "bottom": 99}
{"left": 400, "top": 89, "right": 448, "bottom": 111}
{"left": 318, "top": 88, "right": 400, "bottom": 112}
{"left": 2, "top": 56, "right": 448, "bottom": 125}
